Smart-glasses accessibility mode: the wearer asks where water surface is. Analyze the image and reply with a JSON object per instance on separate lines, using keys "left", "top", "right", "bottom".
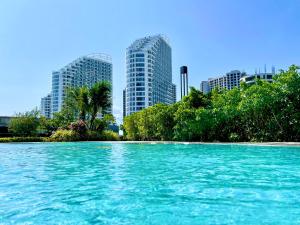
{"left": 0, "top": 142, "right": 300, "bottom": 224}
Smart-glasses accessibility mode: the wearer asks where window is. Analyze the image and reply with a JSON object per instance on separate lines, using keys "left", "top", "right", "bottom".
{"left": 136, "top": 63, "right": 145, "bottom": 67}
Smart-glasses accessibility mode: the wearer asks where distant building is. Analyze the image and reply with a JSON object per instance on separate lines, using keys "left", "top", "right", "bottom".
{"left": 125, "top": 35, "right": 176, "bottom": 116}
{"left": 180, "top": 66, "right": 188, "bottom": 99}
{"left": 200, "top": 70, "right": 246, "bottom": 93}
{"left": 240, "top": 66, "right": 275, "bottom": 85}
{"left": 240, "top": 72, "right": 274, "bottom": 85}
{"left": 200, "top": 81, "right": 210, "bottom": 94}
{"left": 40, "top": 93, "right": 51, "bottom": 118}
{"left": 50, "top": 54, "right": 112, "bottom": 117}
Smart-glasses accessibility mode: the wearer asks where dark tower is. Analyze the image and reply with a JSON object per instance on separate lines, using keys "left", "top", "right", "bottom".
{"left": 180, "top": 66, "right": 188, "bottom": 100}
{"left": 123, "top": 89, "right": 126, "bottom": 118}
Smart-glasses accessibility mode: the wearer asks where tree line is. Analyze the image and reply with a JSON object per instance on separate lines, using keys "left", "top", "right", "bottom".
{"left": 7, "top": 81, "right": 119, "bottom": 141}
{"left": 123, "top": 65, "right": 300, "bottom": 142}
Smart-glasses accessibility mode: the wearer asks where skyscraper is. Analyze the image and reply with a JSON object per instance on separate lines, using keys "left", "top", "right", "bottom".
{"left": 40, "top": 93, "right": 51, "bottom": 118}
{"left": 125, "top": 35, "right": 176, "bottom": 116}
{"left": 180, "top": 66, "right": 188, "bottom": 99}
{"left": 50, "top": 54, "right": 112, "bottom": 117}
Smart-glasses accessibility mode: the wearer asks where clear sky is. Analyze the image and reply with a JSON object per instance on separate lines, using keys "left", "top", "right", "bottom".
{"left": 0, "top": 0, "right": 299, "bottom": 122}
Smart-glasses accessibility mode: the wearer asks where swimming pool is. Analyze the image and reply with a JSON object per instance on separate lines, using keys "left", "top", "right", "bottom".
{"left": 0, "top": 142, "right": 300, "bottom": 224}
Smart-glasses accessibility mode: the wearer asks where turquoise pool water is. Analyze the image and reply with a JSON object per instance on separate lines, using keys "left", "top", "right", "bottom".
{"left": 0, "top": 143, "right": 300, "bottom": 224}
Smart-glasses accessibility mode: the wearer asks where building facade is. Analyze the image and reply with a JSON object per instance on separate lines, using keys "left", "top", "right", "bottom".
{"left": 200, "top": 81, "right": 210, "bottom": 94}
{"left": 50, "top": 54, "right": 112, "bottom": 117}
{"left": 240, "top": 72, "right": 274, "bottom": 85}
{"left": 200, "top": 70, "right": 246, "bottom": 93}
{"left": 40, "top": 93, "right": 52, "bottom": 118}
{"left": 125, "top": 35, "right": 176, "bottom": 116}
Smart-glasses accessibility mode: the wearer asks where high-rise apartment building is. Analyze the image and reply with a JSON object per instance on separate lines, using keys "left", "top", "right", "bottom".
{"left": 50, "top": 54, "right": 112, "bottom": 117}
{"left": 40, "top": 93, "right": 51, "bottom": 118}
{"left": 200, "top": 70, "right": 246, "bottom": 93}
{"left": 125, "top": 35, "right": 176, "bottom": 116}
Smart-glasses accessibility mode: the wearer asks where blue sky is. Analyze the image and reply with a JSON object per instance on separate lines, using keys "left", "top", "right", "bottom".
{"left": 0, "top": 0, "right": 299, "bottom": 122}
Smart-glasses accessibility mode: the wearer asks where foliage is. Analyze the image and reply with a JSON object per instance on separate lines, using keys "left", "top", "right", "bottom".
{"left": 8, "top": 110, "right": 40, "bottom": 137}
{"left": 63, "top": 81, "right": 112, "bottom": 129}
{"left": 100, "top": 130, "right": 120, "bottom": 141}
{"left": 89, "top": 82, "right": 112, "bottom": 130}
{"left": 0, "top": 137, "right": 46, "bottom": 143}
{"left": 68, "top": 120, "right": 88, "bottom": 138}
{"left": 49, "top": 129, "right": 80, "bottom": 142}
{"left": 123, "top": 65, "right": 300, "bottom": 142}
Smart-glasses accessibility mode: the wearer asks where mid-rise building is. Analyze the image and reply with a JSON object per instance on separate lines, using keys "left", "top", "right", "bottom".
{"left": 200, "top": 70, "right": 246, "bottom": 93}
{"left": 240, "top": 72, "right": 274, "bottom": 85}
{"left": 40, "top": 93, "right": 52, "bottom": 118}
{"left": 50, "top": 54, "right": 112, "bottom": 117}
{"left": 125, "top": 35, "right": 176, "bottom": 116}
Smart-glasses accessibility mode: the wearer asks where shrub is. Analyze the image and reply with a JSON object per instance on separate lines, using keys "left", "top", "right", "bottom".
{"left": 101, "top": 130, "right": 120, "bottom": 141}
{"left": 50, "top": 130, "right": 80, "bottom": 142}
{"left": 0, "top": 137, "right": 46, "bottom": 143}
{"left": 87, "top": 130, "right": 120, "bottom": 141}
{"left": 87, "top": 131, "right": 102, "bottom": 141}
{"left": 68, "top": 120, "right": 87, "bottom": 138}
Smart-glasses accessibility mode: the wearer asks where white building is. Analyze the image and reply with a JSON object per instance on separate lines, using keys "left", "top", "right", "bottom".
{"left": 50, "top": 54, "right": 112, "bottom": 117}
{"left": 200, "top": 70, "right": 246, "bottom": 93}
{"left": 240, "top": 72, "right": 274, "bottom": 85}
{"left": 125, "top": 35, "right": 176, "bottom": 116}
{"left": 40, "top": 93, "right": 51, "bottom": 118}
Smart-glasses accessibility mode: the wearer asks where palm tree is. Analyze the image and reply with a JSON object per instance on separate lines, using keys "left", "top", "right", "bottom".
{"left": 65, "top": 86, "right": 90, "bottom": 121}
{"left": 89, "top": 81, "right": 112, "bottom": 130}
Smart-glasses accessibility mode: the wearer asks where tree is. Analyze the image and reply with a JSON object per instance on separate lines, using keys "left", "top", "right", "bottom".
{"left": 9, "top": 110, "right": 40, "bottom": 137}
{"left": 89, "top": 81, "right": 112, "bottom": 130}
{"left": 183, "top": 87, "right": 210, "bottom": 108}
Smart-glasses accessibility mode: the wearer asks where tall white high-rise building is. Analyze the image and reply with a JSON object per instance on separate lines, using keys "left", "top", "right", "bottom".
{"left": 50, "top": 54, "right": 112, "bottom": 117}
{"left": 40, "top": 93, "right": 51, "bottom": 118}
{"left": 125, "top": 35, "right": 176, "bottom": 116}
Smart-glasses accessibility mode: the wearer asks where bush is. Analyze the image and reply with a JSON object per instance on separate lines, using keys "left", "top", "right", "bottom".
{"left": 9, "top": 110, "right": 40, "bottom": 137}
{"left": 101, "top": 130, "right": 120, "bottom": 141}
{"left": 0, "top": 137, "right": 46, "bottom": 143}
{"left": 68, "top": 120, "right": 87, "bottom": 138}
{"left": 50, "top": 130, "right": 80, "bottom": 142}
{"left": 87, "top": 130, "right": 120, "bottom": 141}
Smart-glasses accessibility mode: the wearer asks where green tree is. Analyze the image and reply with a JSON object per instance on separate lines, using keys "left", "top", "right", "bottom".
{"left": 183, "top": 87, "right": 210, "bottom": 108}
{"left": 89, "top": 81, "right": 112, "bottom": 130}
{"left": 9, "top": 110, "right": 40, "bottom": 137}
